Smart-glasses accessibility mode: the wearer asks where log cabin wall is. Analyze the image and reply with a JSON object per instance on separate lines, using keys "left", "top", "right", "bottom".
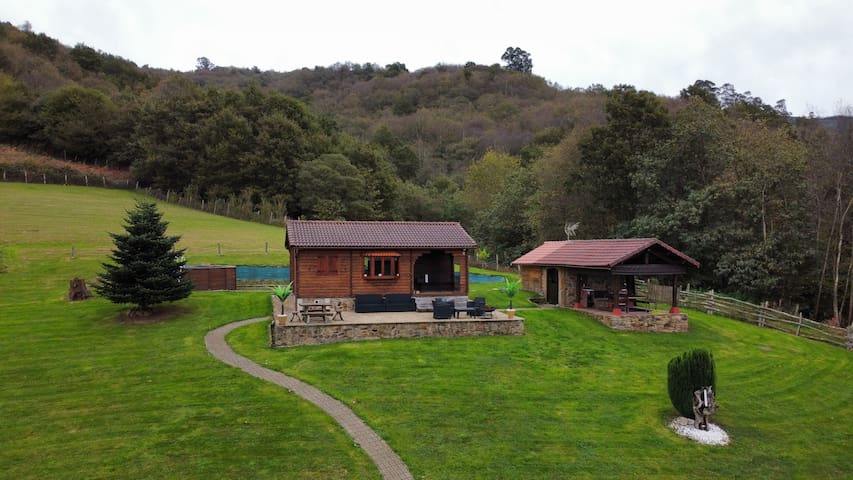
{"left": 291, "top": 249, "right": 352, "bottom": 298}
{"left": 291, "top": 248, "right": 470, "bottom": 298}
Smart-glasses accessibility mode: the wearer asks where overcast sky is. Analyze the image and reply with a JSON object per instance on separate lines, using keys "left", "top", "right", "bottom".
{"left": 2, "top": 0, "right": 850, "bottom": 116}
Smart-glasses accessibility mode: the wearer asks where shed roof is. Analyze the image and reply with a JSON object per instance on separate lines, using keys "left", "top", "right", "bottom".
{"left": 512, "top": 238, "right": 699, "bottom": 269}
{"left": 286, "top": 220, "right": 477, "bottom": 249}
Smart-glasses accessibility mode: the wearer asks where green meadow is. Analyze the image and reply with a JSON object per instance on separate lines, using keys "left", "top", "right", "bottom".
{"left": 1, "top": 183, "right": 850, "bottom": 479}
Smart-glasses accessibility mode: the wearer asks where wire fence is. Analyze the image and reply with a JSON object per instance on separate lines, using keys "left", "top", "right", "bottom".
{"left": 638, "top": 281, "right": 852, "bottom": 350}
{"left": 1, "top": 173, "right": 288, "bottom": 227}
{"left": 1, "top": 167, "right": 131, "bottom": 188}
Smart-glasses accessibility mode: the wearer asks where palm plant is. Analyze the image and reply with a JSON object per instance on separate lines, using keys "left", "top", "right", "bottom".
{"left": 499, "top": 277, "right": 522, "bottom": 309}
{"left": 271, "top": 282, "right": 293, "bottom": 315}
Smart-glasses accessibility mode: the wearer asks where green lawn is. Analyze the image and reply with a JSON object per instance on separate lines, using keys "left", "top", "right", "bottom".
{"left": 0, "top": 183, "right": 289, "bottom": 267}
{"left": 230, "top": 309, "right": 853, "bottom": 479}
{"left": 2, "top": 183, "right": 851, "bottom": 479}
{"left": 1, "top": 184, "right": 374, "bottom": 479}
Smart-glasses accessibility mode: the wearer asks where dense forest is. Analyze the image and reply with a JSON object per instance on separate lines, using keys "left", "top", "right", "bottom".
{"left": 2, "top": 21, "right": 853, "bottom": 325}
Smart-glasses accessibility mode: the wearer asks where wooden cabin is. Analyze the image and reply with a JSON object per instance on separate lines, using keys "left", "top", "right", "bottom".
{"left": 512, "top": 238, "right": 699, "bottom": 312}
{"left": 285, "top": 220, "right": 477, "bottom": 308}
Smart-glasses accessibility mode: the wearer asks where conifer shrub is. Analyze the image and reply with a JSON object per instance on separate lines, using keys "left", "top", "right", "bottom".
{"left": 667, "top": 348, "right": 716, "bottom": 418}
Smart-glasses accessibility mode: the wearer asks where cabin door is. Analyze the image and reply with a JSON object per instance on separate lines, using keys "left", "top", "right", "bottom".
{"left": 546, "top": 268, "right": 559, "bottom": 304}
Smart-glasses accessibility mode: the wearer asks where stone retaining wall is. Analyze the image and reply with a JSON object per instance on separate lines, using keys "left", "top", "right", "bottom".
{"left": 588, "top": 311, "right": 688, "bottom": 333}
{"left": 270, "top": 318, "right": 525, "bottom": 347}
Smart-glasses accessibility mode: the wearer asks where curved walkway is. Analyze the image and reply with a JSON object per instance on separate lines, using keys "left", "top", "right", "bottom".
{"left": 204, "top": 317, "right": 413, "bottom": 480}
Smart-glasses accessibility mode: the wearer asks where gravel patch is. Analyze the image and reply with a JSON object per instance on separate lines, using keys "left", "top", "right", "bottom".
{"left": 669, "top": 417, "right": 730, "bottom": 446}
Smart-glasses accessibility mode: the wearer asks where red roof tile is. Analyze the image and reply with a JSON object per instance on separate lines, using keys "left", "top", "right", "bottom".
{"left": 286, "top": 220, "right": 477, "bottom": 249}
{"left": 512, "top": 238, "right": 699, "bottom": 269}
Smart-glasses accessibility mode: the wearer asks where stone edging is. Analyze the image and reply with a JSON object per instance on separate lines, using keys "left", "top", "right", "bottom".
{"left": 204, "top": 317, "right": 413, "bottom": 480}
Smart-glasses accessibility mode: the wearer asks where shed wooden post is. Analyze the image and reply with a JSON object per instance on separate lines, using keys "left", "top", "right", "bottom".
{"left": 669, "top": 276, "right": 680, "bottom": 313}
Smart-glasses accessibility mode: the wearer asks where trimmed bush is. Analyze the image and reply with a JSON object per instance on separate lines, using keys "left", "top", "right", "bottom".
{"left": 667, "top": 348, "right": 716, "bottom": 418}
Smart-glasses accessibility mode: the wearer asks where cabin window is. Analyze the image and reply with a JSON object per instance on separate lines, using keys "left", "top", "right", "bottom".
{"left": 363, "top": 254, "right": 399, "bottom": 279}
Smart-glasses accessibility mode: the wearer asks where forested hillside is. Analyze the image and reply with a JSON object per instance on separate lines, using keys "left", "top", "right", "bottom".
{"left": 2, "top": 21, "right": 853, "bottom": 325}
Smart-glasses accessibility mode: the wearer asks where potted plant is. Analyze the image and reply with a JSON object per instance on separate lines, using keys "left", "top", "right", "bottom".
{"left": 499, "top": 277, "right": 522, "bottom": 319}
{"left": 271, "top": 282, "right": 293, "bottom": 324}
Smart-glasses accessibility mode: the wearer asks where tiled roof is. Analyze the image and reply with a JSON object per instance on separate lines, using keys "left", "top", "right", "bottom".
{"left": 286, "top": 220, "right": 477, "bottom": 249}
{"left": 512, "top": 238, "right": 699, "bottom": 269}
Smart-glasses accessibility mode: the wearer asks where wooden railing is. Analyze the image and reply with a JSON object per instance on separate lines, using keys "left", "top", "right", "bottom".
{"left": 637, "top": 281, "right": 852, "bottom": 350}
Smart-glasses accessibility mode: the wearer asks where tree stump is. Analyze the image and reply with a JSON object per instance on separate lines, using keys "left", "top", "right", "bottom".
{"left": 68, "top": 277, "right": 93, "bottom": 301}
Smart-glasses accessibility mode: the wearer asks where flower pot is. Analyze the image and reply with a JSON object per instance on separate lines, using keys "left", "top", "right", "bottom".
{"left": 275, "top": 314, "right": 288, "bottom": 325}
{"left": 507, "top": 308, "right": 516, "bottom": 319}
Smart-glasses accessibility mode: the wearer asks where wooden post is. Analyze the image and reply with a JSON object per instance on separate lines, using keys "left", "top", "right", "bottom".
{"left": 847, "top": 326, "right": 853, "bottom": 351}
{"left": 217, "top": 243, "right": 222, "bottom": 256}
{"left": 758, "top": 301, "right": 766, "bottom": 327}
{"left": 65, "top": 174, "right": 68, "bottom": 185}
{"left": 71, "top": 244, "right": 75, "bottom": 258}
{"left": 796, "top": 313, "right": 803, "bottom": 336}
{"left": 102, "top": 176, "right": 106, "bottom": 187}
{"left": 24, "top": 170, "right": 28, "bottom": 183}
{"left": 706, "top": 289, "right": 715, "bottom": 315}
{"left": 84, "top": 175, "right": 88, "bottom": 186}
{"left": 43, "top": 173, "right": 46, "bottom": 184}
{"left": 265, "top": 241, "right": 269, "bottom": 254}
{"left": 669, "top": 276, "right": 680, "bottom": 313}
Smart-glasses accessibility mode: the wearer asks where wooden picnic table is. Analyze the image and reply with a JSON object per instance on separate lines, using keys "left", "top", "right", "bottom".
{"left": 301, "top": 303, "right": 332, "bottom": 323}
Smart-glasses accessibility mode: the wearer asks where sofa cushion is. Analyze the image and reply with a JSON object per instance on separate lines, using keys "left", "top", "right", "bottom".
{"left": 385, "top": 293, "right": 416, "bottom": 312}
{"left": 355, "top": 294, "right": 386, "bottom": 313}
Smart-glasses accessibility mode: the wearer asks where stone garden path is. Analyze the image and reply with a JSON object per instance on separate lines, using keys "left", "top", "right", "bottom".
{"left": 204, "top": 317, "right": 413, "bottom": 480}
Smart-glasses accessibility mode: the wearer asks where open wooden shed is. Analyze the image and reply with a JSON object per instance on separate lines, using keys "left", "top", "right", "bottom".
{"left": 513, "top": 238, "right": 699, "bottom": 312}
{"left": 285, "top": 220, "right": 477, "bottom": 306}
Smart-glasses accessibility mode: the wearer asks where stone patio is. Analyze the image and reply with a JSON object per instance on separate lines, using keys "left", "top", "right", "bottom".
{"left": 269, "top": 309, "right": 525, "bottom": 347}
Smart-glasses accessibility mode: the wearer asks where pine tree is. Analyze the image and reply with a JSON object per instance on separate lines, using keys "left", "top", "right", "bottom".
{"left": 95, "top": 200, "right": 192, "bottom": 314}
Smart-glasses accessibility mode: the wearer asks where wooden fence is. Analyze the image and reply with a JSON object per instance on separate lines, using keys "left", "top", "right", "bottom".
{"left": 638, "top": 282, "right": 852, "bottom": 350}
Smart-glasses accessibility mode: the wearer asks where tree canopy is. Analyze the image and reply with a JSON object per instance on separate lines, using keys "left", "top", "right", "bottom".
{"left": 501, "top": 47, "right": 533, "bottom": 73}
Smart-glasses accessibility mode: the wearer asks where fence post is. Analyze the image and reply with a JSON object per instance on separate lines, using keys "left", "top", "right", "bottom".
{"left": 706, "top": 289, "right": 715, "bottom": 315}
{"left": 71, "top": 244, "right": 75, "bottom": 258}
{"left": 102, "top": 176, "right": 106, "bottom": 187}
{"left": 84, "top": 175, "right": 88, "bottom": 186}
{"left": 796, "top": 313, "right": 803, "bottom": 336}
{"left": 265, "top": 241, "right": 269, "bottom": 254}
{"left": 65, "top": 174, "right": 68, "bottom": 185}
{"left": 24, "top": 169, "right": 28, "bottom": 183}
{"left": 43, "top": 173, "right": 46, "bottom": 184}
{"left": 758, "top": 301, "right": 766, "bottom": 327}
{"left": 847, "top": 326, "right": 853, "bottom": 351}
{"left": 217, "top": 243, "right": 222, "bottom": 256}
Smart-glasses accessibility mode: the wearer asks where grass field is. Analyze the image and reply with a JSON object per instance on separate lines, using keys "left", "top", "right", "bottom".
{"left": 2, "top": 183, "right": 851, "bottom": 479}
{"left": 1, "top": 184, "right": 375, "bottom": 479}
{"left": 229, "top": 308, "right": 852, "bottom": 479}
